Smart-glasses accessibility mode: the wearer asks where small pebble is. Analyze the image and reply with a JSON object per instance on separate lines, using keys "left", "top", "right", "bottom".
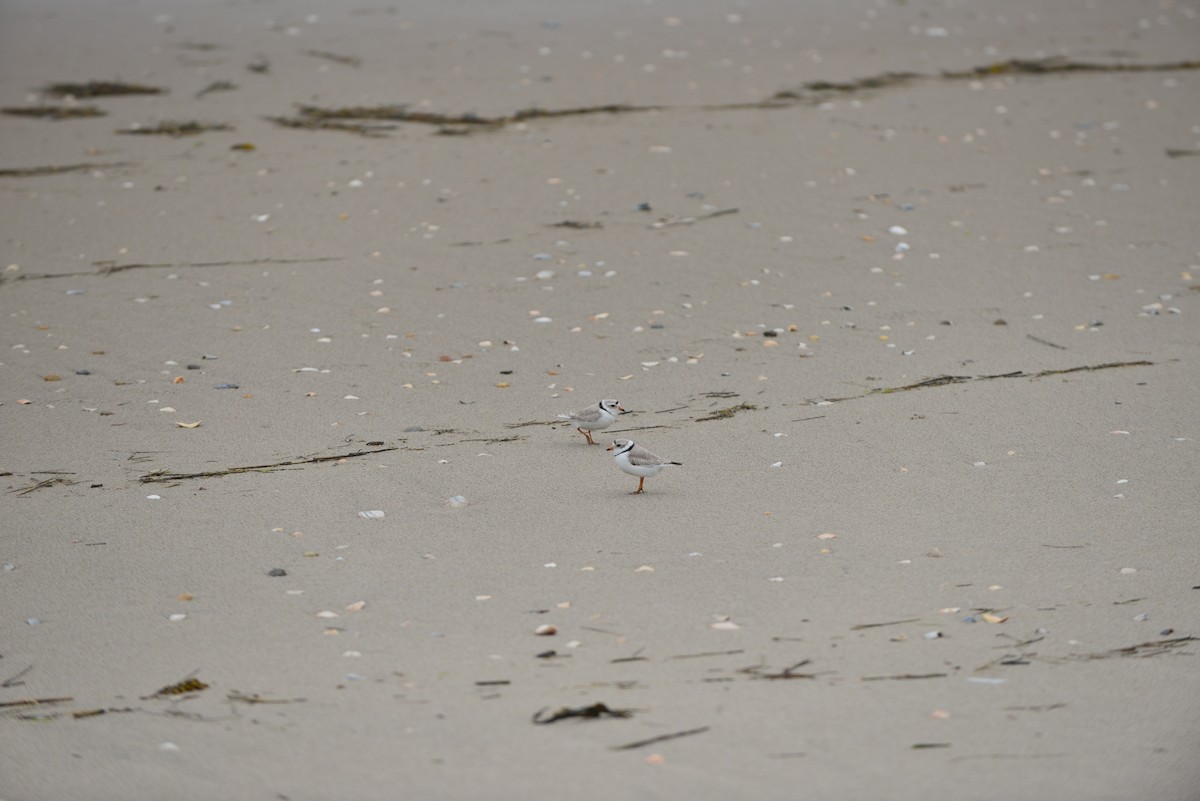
{"left": 27, "top": 617, "right": 41, "bottom": 626}
{"left": 267, "top": 568, "right": 287, "bottom": 577}
{"left": 535, "top": 624, "right": 557, "bottom": 636}
{"left": 214, "top": 383, "right": 239, "bottom": 390}
{"left": 168, "top": 613, "right": 186, "bottom": 622}
{"left": 447, "top": 495, "right": 468, "bottom": 508}
{"left": 75, "top": 369, "right": 91, "bottom": 375}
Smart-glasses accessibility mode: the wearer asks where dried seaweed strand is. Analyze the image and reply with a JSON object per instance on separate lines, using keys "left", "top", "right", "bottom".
{"left": 610, "top": 726, "right": 710, "bottom": 751}
{"left": 811, "top": 361, "right": 1155, "bottom": 404}
{"left": 861, "top": 673, "right": 947, "bottom": 681}
{"left": 140, "top": 446, "right": 398, "bottom": 483}
{"left": 268, "top": 58, "right": 1200, "bottom": 138}
{"left": 264, "top": 115, "right": 395, "bottom": 137}
{"left": 695, "top": 402, "right": 757, "bottom": 422}
{"left": 0, "top": 697, "right": 74, "bottom": 708}
{"left": 117, "top": 121, "right": 233, "bottom": 137}
{"left": 0, "top": 162, "right": 132, "bottom": 178}
{"left": 42, "top": 81, "right": 165, "bottom": 98}
{"left": 850, "top": 618, "right": 921, "bottom": 630}
{"left": 1077, "top": 636, "right": 1197, "bottom": 660}
{"left": 304, "top": 50, "right": 362, "bottom": 67}
{"left": 3, "top": 105, "right": 105, "bottom": 119}
{"left": 532, "top": 703, "right": 632, "bottom": 724}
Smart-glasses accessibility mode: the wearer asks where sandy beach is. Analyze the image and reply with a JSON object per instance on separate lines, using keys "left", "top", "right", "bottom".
{"left": 2, "top": 1, "right": 1198, "bottom": 798}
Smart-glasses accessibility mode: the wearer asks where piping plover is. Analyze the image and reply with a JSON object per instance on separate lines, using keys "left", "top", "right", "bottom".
{"left": 607, "top": 439, "right": 682, "bottom": 493}
{"left": 557, "top": 399, "right": 624, "bottom": 445}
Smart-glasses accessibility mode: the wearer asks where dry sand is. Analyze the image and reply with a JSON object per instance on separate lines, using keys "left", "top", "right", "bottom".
{"left": 2, "top": 0, "right": 1199, "bottom": 799}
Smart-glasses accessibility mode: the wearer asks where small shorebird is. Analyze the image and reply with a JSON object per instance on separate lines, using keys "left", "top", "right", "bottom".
{"left": 607, "top": 439, "right": 682, "bottom": 493}
{"left": 557, "top": 399, "right": 623, "bottom": 445}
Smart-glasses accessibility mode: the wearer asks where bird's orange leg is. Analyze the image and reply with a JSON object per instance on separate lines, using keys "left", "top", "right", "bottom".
{"left": 632, "top": 476, "right": 645, "bottom": 494}
{"left": 578, "top": 427, "right": 597, "bottom": 445}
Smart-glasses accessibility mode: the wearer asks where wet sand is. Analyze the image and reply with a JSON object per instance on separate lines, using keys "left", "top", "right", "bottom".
{"left": 1, "top": 1, "right": 1198, "bottom": 799}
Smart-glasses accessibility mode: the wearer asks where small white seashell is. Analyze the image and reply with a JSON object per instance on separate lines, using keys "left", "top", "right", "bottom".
{"left": 317, "top": 610, "right": 339, "bottom": 619}
{"left": 168, "top": 613, "right": 186, "bottom": 622}
{"left": 888, "top": 225, "right": 908, "bottom": 235}
{"left": 923, "top": 630, "right": 943, "bottom": 639}
{"left": 358, "top": 510, "right": 385, "bottom": 520}
{"left": 710, "top": 620, "right": 741, "bottom": 631}
{"left": 146, "top": 495, "right": 161, "bottom": 500}
{"left": 535, "top": 624, "right": 557, "bottom": 636}
{"left": 447, "top": 495, "right": 468, "bottom": 508}
{"left": 159, "top": 742, "right": 180, "bottom": 752}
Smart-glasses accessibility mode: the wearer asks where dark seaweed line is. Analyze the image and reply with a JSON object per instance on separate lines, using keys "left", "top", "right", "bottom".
{"left": 140, "top": 447, "right": 399, "bottom": 483}
{"left": 266, "top": 57, "right": 1200, "bottom": 135}
{"left": 808, "top": 361, "right": 1155, "bottom": 405}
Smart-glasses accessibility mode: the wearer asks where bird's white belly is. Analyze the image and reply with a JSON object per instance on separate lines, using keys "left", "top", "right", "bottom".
{"left": 616, "top": 455, "right": 663, "bottom": 478}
